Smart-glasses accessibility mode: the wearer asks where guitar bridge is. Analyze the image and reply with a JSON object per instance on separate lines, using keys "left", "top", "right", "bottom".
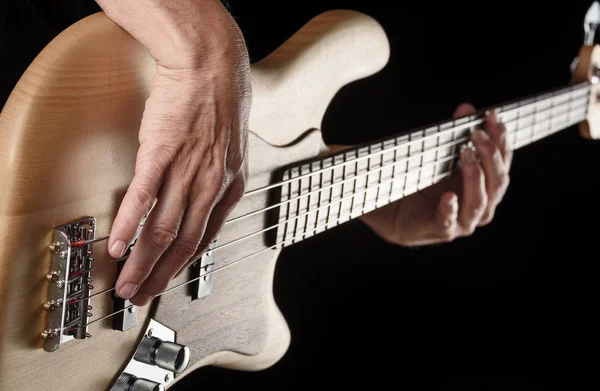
{"left": 41, "top": 217, "right": 96, "bottom": 352}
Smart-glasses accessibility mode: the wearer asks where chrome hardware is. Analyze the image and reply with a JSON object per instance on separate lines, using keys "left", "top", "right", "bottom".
{"left": 585, "top": 1, "right": 600, "bottom": 45}
{"left": 191, "top": 239, "right": 217, "bottom": 300}
{"left": 111, "top": 373, "right": 165, "bottom": 391}
{"left": 43, "top": 299, "right": 62, "bottom": 312}
{"left": 113, "top": 261, "right": 138, "bottom": 331}
{"left": 110, "top": 319, "right": 188, "bottom": 391}
{"left": 42, "top": 217, "right": 96, "bottom": 352}
{"left": 46, "top": 270, "right": 60, "bottom": 282}
{"left": 133, "top": 336, "right": 190, "bottom": 374}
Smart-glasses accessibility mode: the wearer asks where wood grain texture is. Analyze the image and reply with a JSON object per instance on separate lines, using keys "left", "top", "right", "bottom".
{"left": 571, "top": 44, "right": 600, "bottom": 139}
{"left": 0, "top": 9, "right": 390, "bottom": 391}
{"left": 249, "top": 9, "right": 390, "bottom": 146}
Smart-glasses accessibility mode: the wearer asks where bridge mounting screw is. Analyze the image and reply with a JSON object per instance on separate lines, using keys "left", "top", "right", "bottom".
{"left": 46, "top": 270, "right": 60, "bottom": 282}
{"left": 49, "top": 242, "right": 62, "bottom": 253}
{"left": 43, "top": 300, "right": 59, "bottom": 312}
{"left": 41, "top": 329, "right": 58, "bottom": 340}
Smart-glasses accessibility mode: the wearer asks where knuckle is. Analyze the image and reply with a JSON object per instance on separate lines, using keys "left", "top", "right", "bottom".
{"left": 232, "top": 175, "right": 247, "bottom": 201}
{"left": 172, "top": 237, "right": 200, "bottom": 258}
{"left": 461, "top": 223, "right": 477, "bottom": 236}
{"left": 473, "top": 200, "right": 487, "bottom": 217}
{"left": 131, "top": 186, "right": 155, "bottom": 211}
{"left": 492, "top": 147, "right": 504, "bottom": 164}
{"left": 148, "top": 225, "right": 178, "bottom": 249}
{"left": 479, "top": 212, "right": 493, "bottom": 226}
{"left": 131, "top": 261, "right": 154, "bottom": 277}
{"left": 439, "top": 229, "right": 455, "bottom": 242}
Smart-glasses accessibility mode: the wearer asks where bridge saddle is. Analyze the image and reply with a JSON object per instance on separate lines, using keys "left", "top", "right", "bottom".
{"left": 41, "top": 217, "right": 96, "bottom": 352}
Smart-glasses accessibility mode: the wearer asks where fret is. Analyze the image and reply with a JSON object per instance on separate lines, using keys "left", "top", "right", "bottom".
{"left": 289, "top": 166, "right": 302, "bottom": 244}
{"left": 272, "top": 81, "right": 591, "bottom": 248}
{"left": 387, "top": 137, "right": 398, "bottom": 202}
{"left": 360, "top": 145, "right": 372, "bottom": 214}
{"left": 389, "top": 133, "right": 409, "bottom": 202}
{"left": 341, "top": 149, "right": 358, "bottom": 224}
{"left": 302, "top": 161, "right": 320, "bottom": 240}
{"left": 363, "top": 141, "right": 382, "bottom": 213}
{"left": 318, "top": 156, "right": 334, "bottom": 234}
{"left": 331, "top": 152, "right": 345, "bottom": 229}
{"left": 275, "top": 170, "right": 291, "bottom": 247}
{"left": 404, "top": 129, "right": 423, "bottom": 197}
{"left": 375, "top": 139, "right": 394, "bottom": 209}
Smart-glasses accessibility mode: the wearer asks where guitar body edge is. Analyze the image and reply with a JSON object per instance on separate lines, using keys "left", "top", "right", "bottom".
{"left": 0, "top": 9, "right": 390, "bottom": 390}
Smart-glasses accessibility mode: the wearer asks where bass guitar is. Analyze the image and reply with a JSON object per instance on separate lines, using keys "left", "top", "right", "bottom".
{"left": 1, "top": 5, "right": 599, "bottom": 391}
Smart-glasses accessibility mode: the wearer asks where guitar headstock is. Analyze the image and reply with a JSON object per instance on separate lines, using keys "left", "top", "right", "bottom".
{"left": 572, "top": 1, "right": 600, "bottom": 139}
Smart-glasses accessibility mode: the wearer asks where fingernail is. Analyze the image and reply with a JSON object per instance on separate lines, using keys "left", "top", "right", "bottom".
{"left": 119, "top": 283, "right": 138, "bottom": 299}
{"left": 461, "top": 146, "right": 478, "bottom": 165}
{"left": 111, "top": 240, "right": 127, "bottom": 258}
{"left": 447, "top": 195, "right": 458, "bottom": 208}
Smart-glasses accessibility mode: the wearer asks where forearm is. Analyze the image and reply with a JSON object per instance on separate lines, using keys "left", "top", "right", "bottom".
{"left": 96, "top": 0, "right": 241, "bottom": 69}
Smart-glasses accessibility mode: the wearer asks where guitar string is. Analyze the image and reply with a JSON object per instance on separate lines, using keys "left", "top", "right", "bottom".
{"left": 69, "top": 81, "right": 592, "bottom": 249}
{"left": 224, "top": 87, "right": 590, "bottom": 225}
{"left": 80, "top": 92, "right": 590, "bottom": 280}
{"left": 77, "top": 101, "right": 588, "bottom": 325}
{"left": 84, "top": 146, "right": 461, "bottom": 278}
{"left": 237, "top": 82, "right": 591, "bottom": 199}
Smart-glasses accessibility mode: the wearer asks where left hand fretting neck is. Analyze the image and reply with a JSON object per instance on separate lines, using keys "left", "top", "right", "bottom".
{"left": 272, "top": 81, "right": 591, "bottom": 247}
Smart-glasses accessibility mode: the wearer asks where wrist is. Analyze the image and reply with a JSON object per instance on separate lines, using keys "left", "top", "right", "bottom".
{"left": 97, "top": 0, "right": 245, "bottom": 70}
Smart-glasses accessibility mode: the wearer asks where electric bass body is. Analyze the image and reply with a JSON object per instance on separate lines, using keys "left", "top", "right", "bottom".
{"left": 0, "top": 10, "right": 391, "bottom": 391}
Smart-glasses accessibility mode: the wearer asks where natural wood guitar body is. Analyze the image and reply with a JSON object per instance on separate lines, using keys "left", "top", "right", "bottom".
{"left": 0, "top": 9, "right": 390, "bottom": 390}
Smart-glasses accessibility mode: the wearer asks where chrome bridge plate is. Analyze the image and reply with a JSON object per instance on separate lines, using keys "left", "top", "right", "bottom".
{"left": 41, "top": 217, "right": 95, "bottom": 352}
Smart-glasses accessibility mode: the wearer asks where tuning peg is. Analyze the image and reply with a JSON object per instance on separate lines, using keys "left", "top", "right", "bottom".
{"left": 584, "top": 1, "right": 600, "bottom": 45}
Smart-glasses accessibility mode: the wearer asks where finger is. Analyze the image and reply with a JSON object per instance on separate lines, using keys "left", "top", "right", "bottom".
{"left": 115, "top": 172, "right": 188, "bottom": 300}
{"left": 108, "top": 158, "right": 165, "bottom": 259}
{"left": 470, "top": 129, "right": 509, "bottom": 225}
{"left": 453, "top": 102, "right": 476, "bottom": 118}
{"left": 176, "top": 173, "right": 246, "bottom": 277}
{"left": 128, "top": 173, "right": 230, "bottom": 306}
{"left": 434, "top": 192, "right": 459, "bottom": 241}
{"left": 457, "top": 147, "right": 487, "bottom": 235}
{"left": 486, "top": 110, "right": 513, "bottom": 170}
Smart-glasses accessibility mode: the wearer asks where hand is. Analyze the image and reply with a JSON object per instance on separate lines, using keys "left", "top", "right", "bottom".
{"left": 360, "top": 103, "right": 512, "bottom": 246}
{"left": 98, "top": 0, "right": 252, "bottom": 305}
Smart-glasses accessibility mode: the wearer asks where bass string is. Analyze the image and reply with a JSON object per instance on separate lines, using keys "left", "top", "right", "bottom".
{"left": 238, "top": 82, "right": 590, "bottom": 200}
{"left": 82, "top": 93, "right": 590, "bottom": 281}
{"left": 77, "top": 90, "right": 589, "bottom": 323}
{"left": 81, "top": 149, "right": 458, "bottom": 300}
{"left": 82, "top": 169, "right": 452, "bottom": 328}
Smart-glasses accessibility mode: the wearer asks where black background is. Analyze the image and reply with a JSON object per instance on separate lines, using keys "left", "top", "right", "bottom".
{"left": 1, "top": 1, "right": 597, "bottom": 389}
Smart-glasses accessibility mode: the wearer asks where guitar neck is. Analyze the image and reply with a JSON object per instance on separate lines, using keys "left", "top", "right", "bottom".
{"left": 273, "top": 81, "right": 591, "bottom": 247}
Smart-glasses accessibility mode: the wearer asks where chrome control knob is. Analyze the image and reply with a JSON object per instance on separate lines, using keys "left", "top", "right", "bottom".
{"left": 111, "top": 373, "right": 164, "bottom": 391}
{"left": 133, "top": 335, "right": 190, "bottom": 374}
